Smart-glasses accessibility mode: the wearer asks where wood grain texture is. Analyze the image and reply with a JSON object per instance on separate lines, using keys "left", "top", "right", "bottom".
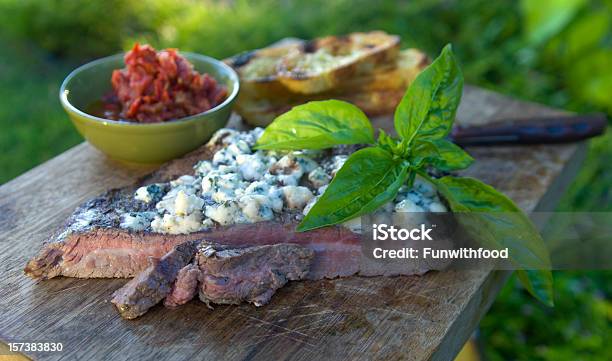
{"left": 0, "top": 86, "right": 584, "bottom": 361}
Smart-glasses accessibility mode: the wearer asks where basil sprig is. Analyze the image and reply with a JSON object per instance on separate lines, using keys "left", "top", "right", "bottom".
{"left": 255, "top": 44, "right": 554, "bottom": 306}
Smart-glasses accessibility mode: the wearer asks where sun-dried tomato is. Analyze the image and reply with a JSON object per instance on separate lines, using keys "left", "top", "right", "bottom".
{"left": 106, "top": 43, "right": 228, "bottom": 123}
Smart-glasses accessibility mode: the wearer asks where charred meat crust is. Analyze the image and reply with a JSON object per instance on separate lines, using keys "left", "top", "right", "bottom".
{"left": 24, "top": 129, "right": 432, "bottom": 284}
{"left": 24, "top": 126, "right": 431, "bottom": 283}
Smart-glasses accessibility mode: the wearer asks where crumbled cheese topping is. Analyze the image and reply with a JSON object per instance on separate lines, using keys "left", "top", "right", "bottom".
{"left": 120, "top": 211, "right": 156, "bottom": 231}
{"left": 126, "top": 128, "right": 446, "bottom": 234}
{"left": 394, "top": 179, "right": 446, "bottom": 213}
{"left": 134, "top": 183, "right": 166, "bottom": 203}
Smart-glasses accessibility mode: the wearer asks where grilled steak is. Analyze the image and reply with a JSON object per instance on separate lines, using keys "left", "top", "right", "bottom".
{"left": 164, "top": 263, "right": 200, "bottom": 308}
{"left": 24, "top": 214, "right": 360, "bottom": 280}
{"left": 197, "top": 243, "right": 313, "bottom": 307}
{"left": 113, "top": 241, "right": 313, "bottom": 319}
{"left": 24, "top": 143, "right": 217, "bottom": 280}
{"left": 25, "top": 127, "right": 443, "bottom": 283}
{"left": 23, "top": 136, "right": 364, "bottom": 280}
{"left": 112, "top": 241, "right": 199, "bottom": 319}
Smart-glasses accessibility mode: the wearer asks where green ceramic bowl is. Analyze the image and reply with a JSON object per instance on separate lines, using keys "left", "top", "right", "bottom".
{"left": 60, "top": 52, "right": 239, "bottom": 164}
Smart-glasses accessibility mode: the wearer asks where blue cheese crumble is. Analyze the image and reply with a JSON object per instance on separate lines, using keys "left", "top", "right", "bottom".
{"left": 134, "top": 183, "right": 166, "bottom": 203}
{"left": 120, "top": 211, "right": 156, "bottom": 231}
{"left": 126, "top": 128, "right": 446, "bottom": 234}
{"left": 394, "top": 178, "right": 446, "bottom": 213}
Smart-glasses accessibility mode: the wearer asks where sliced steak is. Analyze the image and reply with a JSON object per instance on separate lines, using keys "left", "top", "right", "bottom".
{"left": 111, "top": 241, "right": 198, "bottom": 319}
{"left": 24, "top": 132, "right": 435, "bottom": 282}
{"left": 113, "top": 241, "right": 313, "bottom": 319}
{"left": 25, "top": 142, "right": 216, "bottom": 280}
{"left": 24, "top": 139, "right": 365, "bottom": 281}
{"left": 164, "top": 263, "right": 200, "bottom": 308}
{"left": 197, "top": 243, "right": 314, "bottom": 307}
{"left": 24, "top": 220, "right": 360, "bottom": 280}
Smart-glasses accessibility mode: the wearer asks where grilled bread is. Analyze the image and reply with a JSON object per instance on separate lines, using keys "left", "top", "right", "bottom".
{"left": 225, "top": 38, "right": 304, "bottom": 99}
{"left": 225, "top": 32, "right": 402, "bottom": 97}
{"left": 235, "top": 49, "right": 429, "bottom": 126}
{"left": 225, "top": 32, "right": 429, "bottom": 126}
{"left": 277, "top": 31, "right": 400, "bottom": 94}
{"left": 335, "top": 48, "right": 428, "bottom": 92}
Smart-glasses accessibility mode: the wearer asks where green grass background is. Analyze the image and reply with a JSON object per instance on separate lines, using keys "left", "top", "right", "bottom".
{"left": 0, "top": 0, "right": 609, "bottom": 359}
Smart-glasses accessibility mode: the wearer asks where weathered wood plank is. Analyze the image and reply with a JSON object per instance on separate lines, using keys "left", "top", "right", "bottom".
{"left": 0, "top": 86, "right": 583, "bottom": 361}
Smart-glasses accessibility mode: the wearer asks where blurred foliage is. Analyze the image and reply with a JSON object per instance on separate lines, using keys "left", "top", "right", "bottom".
{"left": 2, "top": 0, "right": 611, "bottom": 113}
{"left": 480, "top": 271, "right": 611, "bottom": 361}
{"left": 0, "top": 0, "right": 148, "bottom": 59}
{"left": 558, "top": 132, "right": 612, "bottom": 211}
{"left": 0, "top": 34, "right": 81, "bottom": 180}
{"left": 0, "top": 0, "right": 610, "bottom": 359}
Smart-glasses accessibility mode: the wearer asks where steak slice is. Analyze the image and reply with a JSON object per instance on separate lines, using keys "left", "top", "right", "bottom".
{"left": 197, "top": 243, "right": 314, "bottom": 307}
{"left": 113, "top": 241, "right": 314, "bottom": 319}
{"left": 111, "top": 241, "right": 198, "bottom": 319}
{"left": 164, "top": 263, "right": 200, "bottom": 308}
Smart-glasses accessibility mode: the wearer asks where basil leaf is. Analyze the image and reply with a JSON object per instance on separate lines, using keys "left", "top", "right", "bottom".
{"left": 433, "top": 176, "right": 553, "bottom": 306}
{"left": 297, "top": 147, "right": 408, "bottom": 231}
{"left": 413, "top": 138, "right": 474, "bottom": 171}
{"left": 255, "top": 100, "right": 375, "bottom": 150}
{"left": 516, "top": 270, "right": 554, "bottom": 307}
{"left": 394, "top": 44, "right": 463, "bottom": 144}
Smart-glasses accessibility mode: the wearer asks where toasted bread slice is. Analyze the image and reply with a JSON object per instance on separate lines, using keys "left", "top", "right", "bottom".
{"left": 232, "top": 47, "right": 426, "bottom": 102}
{"left": 235, "top": 49, "right": 428, "bottom": 126}
{"left": 224, "top": 38, "right": 304, "bottom": 98}
{"left": 225, "top": 33, "right": 408, "bottom": 98}
{"left": 234, "top": 98, "right": 292, "bottom": 127}
{"left": 225, "top": 38, "right": 303, "bottom": 81}
{"left": 277, "top": 31, "right": 400, "bottom": 94}
{"left": 345, "top": 88, "right": 406, "bottom": 116}
{"left": 336, "top": 48, "right": 428, "bottom": 92}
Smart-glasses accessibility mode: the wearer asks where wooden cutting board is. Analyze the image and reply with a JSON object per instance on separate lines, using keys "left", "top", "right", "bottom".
{"left": 0, "top": 86, "right": 585, "bottom": 361}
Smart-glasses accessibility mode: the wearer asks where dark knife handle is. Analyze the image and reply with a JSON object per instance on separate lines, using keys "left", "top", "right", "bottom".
{"left": 451, "top": 113, "right": 608, "bottom": 146}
